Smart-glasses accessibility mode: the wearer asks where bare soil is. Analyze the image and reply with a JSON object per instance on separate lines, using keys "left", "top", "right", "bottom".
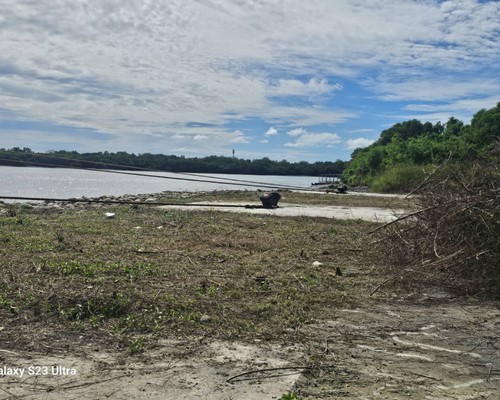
{"left": 299, "top": 292, "right": 500, "bottom": 399}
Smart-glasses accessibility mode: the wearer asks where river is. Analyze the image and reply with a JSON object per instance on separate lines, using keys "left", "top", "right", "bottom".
{"left": 0, "top": 166, "right": 316, "bottom": 200}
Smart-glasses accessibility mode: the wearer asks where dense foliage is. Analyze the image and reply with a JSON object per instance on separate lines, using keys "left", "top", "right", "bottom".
{"left": 343, "top": 103, "right": 500, "bottom": 192}
{"left": 0, "top": 148, "right": 346, "bottom": 177}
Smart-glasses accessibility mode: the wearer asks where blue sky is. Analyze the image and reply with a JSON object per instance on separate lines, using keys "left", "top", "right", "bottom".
{"left": 0, "top": 0, "right": 498, "bottom": 162}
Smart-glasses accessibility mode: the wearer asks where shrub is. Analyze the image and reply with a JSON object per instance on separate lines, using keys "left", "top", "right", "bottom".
{"left": 369, "top": 164, "right": 429, "bottom": 193}
{"left": 373, "top": 143, "right": 500, "bottom": 297}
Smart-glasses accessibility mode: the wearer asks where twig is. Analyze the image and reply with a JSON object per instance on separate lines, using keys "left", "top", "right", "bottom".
{"left": 368, "top": 201, "right": 454, "bottom": 234}
{"left": 404, "top": 151, "right": 453, "bottom": 199}
{"left": 227, "top": 366, "right": 313, "bottom": 383}
{"left": 369, "top": 277, "right": 394, "bottom": 297}
{"left": 410, "top": 372, "right": 439, "bottom": 381}
{"left": 206, "top": 278, "right": 226, "bottom": 287}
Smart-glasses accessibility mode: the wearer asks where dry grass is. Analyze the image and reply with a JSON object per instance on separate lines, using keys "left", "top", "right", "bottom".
{"left": 372, "top": 146, "right": 500, "bottom": 298}
{"left": 0, "top": 202, "right": 375, "bottom": 353}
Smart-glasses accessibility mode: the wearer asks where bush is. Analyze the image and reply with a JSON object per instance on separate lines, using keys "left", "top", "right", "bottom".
{"left": 369, "top": 164, "right": 429, "bottom": 193}
{"left": 373, "top": 143, "right": 500, "bottom": 297}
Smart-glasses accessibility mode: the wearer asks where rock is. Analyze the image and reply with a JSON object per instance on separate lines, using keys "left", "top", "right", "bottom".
{"left": 312, "top": 261, "right": 323, "bottom": 267}
{"left": 200, "top": 314, "right": 211, "bottom": 323}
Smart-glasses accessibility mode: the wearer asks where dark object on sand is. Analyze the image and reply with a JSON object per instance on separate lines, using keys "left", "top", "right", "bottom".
{"left": 259, "top": 192, "right": 281, "bottom": 208}
{"left": 337, "top": 184, "right": 348, "bottom": 193}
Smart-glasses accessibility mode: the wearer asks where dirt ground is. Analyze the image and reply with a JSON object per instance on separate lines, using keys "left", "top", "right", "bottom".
{"left": 299, "top": 291, "right": 500, "bottom": 399}
{"left": 1, "top": 288, "right": 498, "bottom": 399}
{"left": 0, "top": 196, "right": 498, "bottom": 399}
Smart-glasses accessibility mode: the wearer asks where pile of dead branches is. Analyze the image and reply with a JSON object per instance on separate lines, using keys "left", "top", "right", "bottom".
{"left": 373, "top": 144, "right": 500, "bottom": 298}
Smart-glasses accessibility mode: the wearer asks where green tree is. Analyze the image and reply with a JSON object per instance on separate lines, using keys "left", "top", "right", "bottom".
{"left": 469, "top": 102, "right": 500, "bottom": 148}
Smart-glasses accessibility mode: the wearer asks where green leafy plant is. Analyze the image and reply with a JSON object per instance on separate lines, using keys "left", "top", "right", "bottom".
{"left": 280, "top": 392, "right": 299, "bottom": 400}
{"left": 128, "top": 336, "right": 145, "bottom": 354}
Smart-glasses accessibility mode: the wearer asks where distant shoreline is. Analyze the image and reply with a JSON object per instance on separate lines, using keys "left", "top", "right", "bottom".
{"left": 0, "top": 148, "right": 347, "bottom": 177}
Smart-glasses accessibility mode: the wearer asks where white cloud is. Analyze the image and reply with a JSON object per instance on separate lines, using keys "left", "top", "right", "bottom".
{"left": 194, "top": 135, "right": 209, "bottom": 140}
{"left": 260, "top": 139, "right": 269, "bottom": 143}
{"left": 345, "top": 137, "right": 375, "bottom": 150}
{"left": 269, "top": 78, "right": 342, "bottom": 97}
{"left": 264, "top": 127, "right": 278, "bottom": 136}
{"left": 260, "top": 107, "right": 357, "bottom": 127}
{"left": 387, "top": 96, "right": 499, "bottom": 124}
{"left": 285, "top": 131, "right": 341, "bottom": 148}
{"left": 287, "top": 128, "right": 307, "bottom": 137}
{"left": 231, "top": 137, "right": 250, "bottom": 144}
{"left": 404, "top": 96, "right": 499, "bottom": 114}
{"left": 230, "top": 130, "right": 251, "bottom": 144}
{"left": 371, "top": 77, "right": 500, "bottom": 102}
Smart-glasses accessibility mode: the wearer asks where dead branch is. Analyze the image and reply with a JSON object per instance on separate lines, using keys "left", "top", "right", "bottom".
{"left": 371, "top": 147, "right": 500, "bottom": 297}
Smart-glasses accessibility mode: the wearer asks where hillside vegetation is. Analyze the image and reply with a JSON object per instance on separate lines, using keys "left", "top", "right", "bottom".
{"left": 343, "top": 102, "right": 500, "bottom": 192}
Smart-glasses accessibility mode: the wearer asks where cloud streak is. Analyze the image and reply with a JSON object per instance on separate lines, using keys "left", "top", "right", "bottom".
{"left": 285, "top": 129, "right": 341, "bottom": 148}
{"left": 268, "top": 78, "right": 343, "bottom": 97}
{"left": 345, "top": 137, "right": 375, "bottom": 150}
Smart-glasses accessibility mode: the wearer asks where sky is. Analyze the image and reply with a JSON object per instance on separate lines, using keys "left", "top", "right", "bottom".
{"left": 0, "top": 0, "right": 499, "bottom": 162}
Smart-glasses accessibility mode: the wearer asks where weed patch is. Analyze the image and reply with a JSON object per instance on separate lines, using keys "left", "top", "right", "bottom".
{"left": 46, "top": 260, "right": 156, "bottom": 279}
{"left": 62, "top": 294, "right": 131, "bottom": 321}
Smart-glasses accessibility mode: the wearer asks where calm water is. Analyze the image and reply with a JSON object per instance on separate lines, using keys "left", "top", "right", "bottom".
{"left": 0, "top": 166, "right": 315, "bottom": 200}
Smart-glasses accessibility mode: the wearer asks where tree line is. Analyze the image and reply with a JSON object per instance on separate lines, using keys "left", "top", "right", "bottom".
{"left": 0, "top": 148, "right": 347, "bottom": 177}
{"left": 342, "top": 102, "right": 500, "bottom": 192}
